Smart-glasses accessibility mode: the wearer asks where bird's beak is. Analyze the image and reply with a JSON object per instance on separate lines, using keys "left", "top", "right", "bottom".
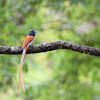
{"left": 34, "top": 31, "right": 37, "bottom": 33}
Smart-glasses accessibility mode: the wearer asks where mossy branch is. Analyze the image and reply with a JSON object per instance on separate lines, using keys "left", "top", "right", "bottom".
{"left": 0, "top": 41, "right": 100, "bottom": 57}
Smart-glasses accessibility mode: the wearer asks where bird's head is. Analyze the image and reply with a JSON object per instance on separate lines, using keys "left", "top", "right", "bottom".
{"left": 29, "top": 30, "right": 37, "bottom": 36}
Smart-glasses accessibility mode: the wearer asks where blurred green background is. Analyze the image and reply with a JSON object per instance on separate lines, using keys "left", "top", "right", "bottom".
{"left": 0, "top": 0, "right": 100, "bottom": 100}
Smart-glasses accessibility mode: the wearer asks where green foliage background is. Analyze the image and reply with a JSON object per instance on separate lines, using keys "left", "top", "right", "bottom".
{"left": 0, "top": 0, "right": 100, "bottom": 100}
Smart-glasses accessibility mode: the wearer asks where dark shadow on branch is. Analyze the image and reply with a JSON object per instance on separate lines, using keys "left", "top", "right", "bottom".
{"left": 0, "top": 41, "right": 100, "bottom": 57}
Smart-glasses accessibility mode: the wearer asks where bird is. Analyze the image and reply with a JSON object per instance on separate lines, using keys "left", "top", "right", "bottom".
{"left": 19, "top": 30, "right": 37, "bottom": 95}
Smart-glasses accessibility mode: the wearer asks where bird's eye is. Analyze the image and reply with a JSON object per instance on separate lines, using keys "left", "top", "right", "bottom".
{"left": 30, "top": 31, "right": 33, "bottom": 34}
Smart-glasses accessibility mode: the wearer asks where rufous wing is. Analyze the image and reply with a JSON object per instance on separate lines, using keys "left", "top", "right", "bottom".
{"left": 22, "top": 35, "right": 34, "bottom": 49}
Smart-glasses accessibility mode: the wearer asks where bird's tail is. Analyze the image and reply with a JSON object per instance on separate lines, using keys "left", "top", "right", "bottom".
{"left": 19, "top": 46, "right": 27, "bottom": 95}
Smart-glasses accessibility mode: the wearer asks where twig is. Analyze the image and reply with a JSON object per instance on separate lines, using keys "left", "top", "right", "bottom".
{"left": 1, "top": 0, "right": 6, "bottom": 7}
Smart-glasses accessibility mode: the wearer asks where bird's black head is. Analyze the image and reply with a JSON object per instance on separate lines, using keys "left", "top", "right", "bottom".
{"left": 29, "top": 30, "right": 37, "bottom": 36}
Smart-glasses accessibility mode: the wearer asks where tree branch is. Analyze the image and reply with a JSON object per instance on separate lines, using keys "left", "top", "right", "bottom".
{"left": 0, "top": 41, "right": 100, "bottom": 57}
{"left": 1, "top": 0, "right": 6, "bottom": 7}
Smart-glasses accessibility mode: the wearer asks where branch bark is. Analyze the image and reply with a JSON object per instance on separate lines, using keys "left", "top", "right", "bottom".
{"left": 0, "top": 41, "right": 100, "bottom": 57}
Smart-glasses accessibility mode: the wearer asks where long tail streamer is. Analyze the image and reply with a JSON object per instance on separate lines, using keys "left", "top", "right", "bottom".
{"left": 19, "top": 47, "right": 27, "bottom": 95}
